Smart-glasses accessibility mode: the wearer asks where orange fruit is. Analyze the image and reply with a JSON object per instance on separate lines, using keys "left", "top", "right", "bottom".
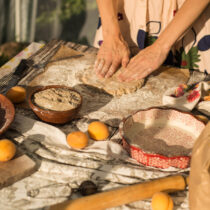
{"left": 151, "top": 192, "right": 173, "bottom": 210}
{"left": 88, "top": 121, "right": 109, "bottom": 141}
{"left": 203, "top": 95, "right": 210, "bottom": 101}
{"left": 6, "top": 86, "right": 26, "bottom": 103}
{"left": 0, "top": 139, "right": 16, "bottom": 162}
{"left": 66, "top": 131, "right": 88, "bottom": 149}
{"left": 195, "top": 114, "right": 209, "bottom": 124}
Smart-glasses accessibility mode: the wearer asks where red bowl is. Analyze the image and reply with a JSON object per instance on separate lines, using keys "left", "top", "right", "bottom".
{"left": 119, "top": 107, "right": 205, "bottom": 169}
{"left": 28, "top": 85, "right": 82, "bottom": 124}
{"left": 0, "top": 94, "right": 15, "bottom": 135}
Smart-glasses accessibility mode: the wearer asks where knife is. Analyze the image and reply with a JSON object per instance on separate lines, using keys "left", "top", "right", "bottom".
{"left": 0, "top": 54, "right": 84, "bottom": 94}
{"left": 32, "top": 54, "right": 84, "bottom": 69}
{"left": 0, "top": 59, "right": 33, "bottom": 94}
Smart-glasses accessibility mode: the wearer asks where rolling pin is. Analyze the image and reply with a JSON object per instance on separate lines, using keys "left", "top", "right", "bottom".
{"left": 49, "top": 175, "right": 188, "bottom": 210}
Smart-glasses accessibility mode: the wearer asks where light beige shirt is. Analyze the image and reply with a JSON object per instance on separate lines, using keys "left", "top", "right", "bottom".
{"left": 94, "top": 0, "right": 210, "bottom": 74}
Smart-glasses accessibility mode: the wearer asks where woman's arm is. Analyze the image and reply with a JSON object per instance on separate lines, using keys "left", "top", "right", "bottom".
{"left": 118, "top": 0, "right": 210, "bottom": 82}
{"left": 95, "top": 0, "right": 130, "bottom": 78}
{"left": 157, "top": 0, "right": 210, "bottom": 53}
{"left": 96, "top": 0, "right": 120, "bottom": 38}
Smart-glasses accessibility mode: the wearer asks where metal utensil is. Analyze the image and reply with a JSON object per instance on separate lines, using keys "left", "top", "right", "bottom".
{"left": 32, "top": 54, "right": 84, "bottom": 69}
{"left": 0, "top": 59, "right": 33, "bottom": 94}
{"left": 0, "top": 54, "right": 84, "bottom": 94}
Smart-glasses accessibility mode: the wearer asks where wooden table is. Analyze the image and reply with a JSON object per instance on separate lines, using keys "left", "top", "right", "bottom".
{"left": 0, "top": 40, "right": 206, "bottom": 210}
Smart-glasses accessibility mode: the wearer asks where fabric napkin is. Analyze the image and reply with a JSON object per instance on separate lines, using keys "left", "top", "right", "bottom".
{"left": 162, "top": 81, "right": 210, "bottom": 116}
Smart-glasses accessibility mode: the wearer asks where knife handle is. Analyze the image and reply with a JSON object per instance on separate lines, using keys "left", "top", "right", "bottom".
{"left": 14, "top": 59, "right": 33, "bottom": 76}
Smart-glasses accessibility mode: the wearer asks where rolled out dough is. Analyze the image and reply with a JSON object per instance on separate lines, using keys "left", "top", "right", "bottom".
{"left": 77, "top": 67, "right": 144, "bottom": 96}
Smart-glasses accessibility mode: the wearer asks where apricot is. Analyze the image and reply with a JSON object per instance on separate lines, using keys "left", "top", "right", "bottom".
{"left": 6, "top": 86, "right": 26, "bottom": 103}
{"left": 66, "top": 131, "right": 88, "bottom": 149}
{"left": 203, "top": 95, "right": 210, "bottom": 101}
{"left": 195, "top": 114, "right": 209, "bottom": 124}
{"left": 88, "top": 121, "right": 109, "bottom": 141}
{"left": 0, "top": 139, "right": 16, "bottom": 162}
{"left": 151, "top": 192, "right": 173, "bottom": 210}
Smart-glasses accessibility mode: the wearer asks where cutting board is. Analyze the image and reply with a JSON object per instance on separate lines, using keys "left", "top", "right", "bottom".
{"left": 0, "top": 149, "right": 37, "bottom": 189}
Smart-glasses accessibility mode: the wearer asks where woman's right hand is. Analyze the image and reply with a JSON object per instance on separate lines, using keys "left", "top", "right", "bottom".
{"left": 94, "top": 35, "right": 130, "bottom": 78}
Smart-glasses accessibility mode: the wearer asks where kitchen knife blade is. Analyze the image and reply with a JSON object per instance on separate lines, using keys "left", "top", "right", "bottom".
{"left": 0, "top": 54, "right": 84, "bottom": 94}
{"left": 0, "top": 59, "right": 33, "bottom": 94}
{"left": 32, "top": 54, "right": 84, "bottom": 69}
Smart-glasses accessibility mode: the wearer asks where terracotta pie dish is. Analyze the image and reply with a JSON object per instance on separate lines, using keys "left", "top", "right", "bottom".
{"left": 0, "top": 94, "right": 15, "bottom": 136}
{"left": 28, "top": 85, "right": 82, "bottom": 124}
{"left": 119, "top": 107, "right": 205, "bottom": 169}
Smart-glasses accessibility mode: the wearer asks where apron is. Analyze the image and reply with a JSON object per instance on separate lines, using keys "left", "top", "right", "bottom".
{"left": 94, "top": 0, "right": 210, "bottom": 74}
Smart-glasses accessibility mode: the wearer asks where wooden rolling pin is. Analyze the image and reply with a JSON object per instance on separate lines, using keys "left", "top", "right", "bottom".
{"left": 49, "top": 175, "right": 188, "bottom": 210}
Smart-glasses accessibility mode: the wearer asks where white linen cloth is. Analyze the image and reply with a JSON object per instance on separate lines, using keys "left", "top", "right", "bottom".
{"left": 0, "top": 114, "right": 189, "bottom": 210}
{"left": 162, "top": 81, "right": 210, "bottom": 116}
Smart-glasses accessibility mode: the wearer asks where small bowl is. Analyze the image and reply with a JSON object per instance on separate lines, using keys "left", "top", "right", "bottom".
{"left": 0, "top": 94, "right": 15, "bottom": 135}
{"left": 119, "top": 107, "right": 205, "bottom": 169}
{"left": 28, "top": 85, "right": 82, "bottom": 124}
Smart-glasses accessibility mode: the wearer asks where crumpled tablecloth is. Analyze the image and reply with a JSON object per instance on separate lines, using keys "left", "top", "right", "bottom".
{"left": 0, "top": 42, "right": 44, "bottom": 76}
{"left": 0, "top": 114, "right": 189, "bottom": 210}
{"left": 162, "top": 81, "right": 210, "bottom": 116}
{"left": 0, "top": 42, "right": 194, "bottom": 210}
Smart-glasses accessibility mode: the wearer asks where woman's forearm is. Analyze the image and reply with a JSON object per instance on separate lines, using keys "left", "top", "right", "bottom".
{"left": 95, "top": 0, "right": 131, "bottom": 78}
{"left": 156, "top": 0, "right": 210, "bottom": 51}
{"left": 96, "top": 0, "right": 121, "bottom": 39}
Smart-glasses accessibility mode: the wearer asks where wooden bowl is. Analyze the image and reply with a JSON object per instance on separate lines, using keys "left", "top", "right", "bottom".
{"left": 119, "top": 107, "right": 205, "bottom": 169}
{"left": 28, "top": 85, "right": 82, "bottom": 124}
{"left": 0, "top": 94, "right": 15, "bottom": 135}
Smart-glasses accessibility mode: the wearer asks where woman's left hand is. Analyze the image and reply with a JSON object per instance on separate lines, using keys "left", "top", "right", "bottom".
{"left": 118, "top": 42, "right": 170, "bottom": 82}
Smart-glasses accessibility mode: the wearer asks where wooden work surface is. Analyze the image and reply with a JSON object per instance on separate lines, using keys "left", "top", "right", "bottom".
{"left": 0, "top": 149, "right": 36, "bottom": 189}
{"left": 0, "top": 40, "right": 207, "bottom": 210}
{"left": 17, "top": 40, "right": 192, "bottom": 122}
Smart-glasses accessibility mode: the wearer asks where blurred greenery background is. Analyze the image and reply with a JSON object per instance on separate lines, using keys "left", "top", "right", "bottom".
{"left": 0, "top": 0, "right": 99, "bottom": 66}
{"left": 35, "top": 0, "right": 98, "bottom": 44}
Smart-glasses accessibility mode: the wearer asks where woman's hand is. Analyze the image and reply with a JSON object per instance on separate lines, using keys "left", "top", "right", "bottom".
{"left": 118, "top": 42, "right": 169, "bottom": 82}
{"left": 94, "top": 35, "right": 130, "bottom": 78}
{"left": 117, "top": 0, "right": 210, "bottom": 82}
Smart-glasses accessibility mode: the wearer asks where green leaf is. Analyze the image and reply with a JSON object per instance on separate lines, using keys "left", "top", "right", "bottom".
{"left": 145, "top": 34, "right": 157, "bottom": 47}
{"left": 175, "top": 46, "right": 201, "bottom": 69}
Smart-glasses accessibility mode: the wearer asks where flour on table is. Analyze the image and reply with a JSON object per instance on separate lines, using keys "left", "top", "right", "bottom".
{"left": 77, "top": 66, "right": 144, "bottom": 96}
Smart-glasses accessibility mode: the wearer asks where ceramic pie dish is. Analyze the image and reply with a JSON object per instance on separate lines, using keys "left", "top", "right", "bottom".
{"left": 28, "top": 85, "right": 82, "bottom": 124}
{"left": 119, "top": 107, "right": 205, "bottom": 169}
{"left": 0, "top": 94, "right": 15, "bottom": 135}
